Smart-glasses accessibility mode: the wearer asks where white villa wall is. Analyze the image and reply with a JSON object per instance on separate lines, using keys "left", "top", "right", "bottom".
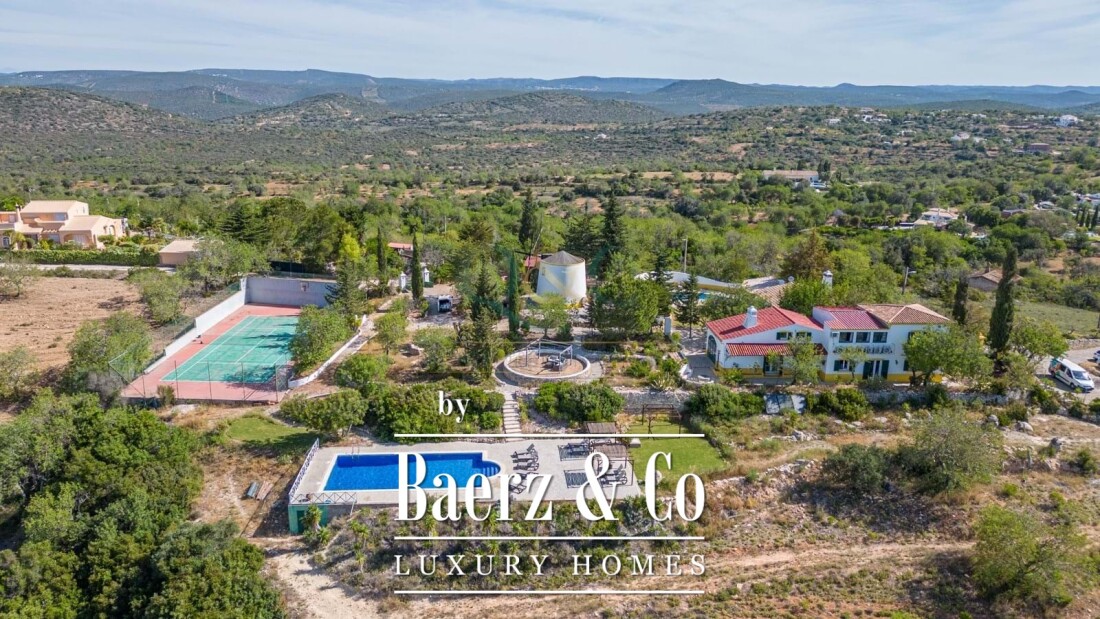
{"left": 712, "top": 324, "right": 821, "bottom": 369}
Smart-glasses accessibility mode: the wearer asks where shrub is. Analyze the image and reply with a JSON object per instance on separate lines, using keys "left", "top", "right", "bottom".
{"left": 334, "top": 354, "right": 391, "bottom": 390}
{"left": 365, "top": 380, "right": 504, "bottom": 441}
{"left": 0, "top": 347, "right": 40, "bottom": 402}
{"left": 1072, "top": 449, "right": 1098, "bottom": 475}
{"left": 17, "top": 247, "right": 158, "bottom": 266}
{"left": 973, "top": 505, "right": 1091, "bottom": 611}
{"left": 1066, "top": 399, "right": 1087, "bottom": 419}
{"left": 821, "top": 444, "right": 889, "bottom": 493}
{"left": 413, "top": 328, "right": 456, "bottom": 374}
{"left": 1028, "top": 385, "right": 1060, "bottom": 415}
{"left": 809, "top": 388, "right": 870, "bottom": 421}
{"left": 533, "top": 382, "right": 624, "bottom": 423}
{"left": 1090, "top": 400, "right": 1100, "bottom": 416}
{"left": 64, "top": 311, "right": 153, "bottom": 397}
{"left": 716, "top": 368, "right": 744, "bottom": 386}
{"left": 129, "top": 268, "right": 186, "bottom": 325}
{"left": 898, "top": 405, "right": 1003, "bottom": 494}
{"left": 624, "top": 359, "right": 652, "bottom": 379}
{"left": 281, "top": 390, "right": 365, "bottom": 437}
{"left": 924, "top": 383, "right": 951, "bottom": 408}
{"left": 290, "top": 306, "right": 353, "bottom": 371}
{"left": 156, "top": 384, "right": 176, "bottom": 409}
{"left": 682, "top": 384, "right": 763, "bottom": 422}
{"left": 999, "top": 401, "right": 1029, "bottom": 425}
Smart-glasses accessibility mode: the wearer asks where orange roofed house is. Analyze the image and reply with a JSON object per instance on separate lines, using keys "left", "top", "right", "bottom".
{"left": 704, "top": 303, "right": 950, "bottom": 383}
{"left": 0, "top": 200, "right": 126, "bottom": 249}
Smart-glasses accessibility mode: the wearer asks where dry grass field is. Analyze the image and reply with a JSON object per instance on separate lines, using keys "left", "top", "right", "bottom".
{"left": 0, "top": 276, "right": 143, "bottom": 370}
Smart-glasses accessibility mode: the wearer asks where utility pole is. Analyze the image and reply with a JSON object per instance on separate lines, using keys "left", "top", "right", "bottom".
{"left": 681, "top": 238, "right": 688, "bottom": 272}
{"left": 901, "top": 268, "right": 916, "bottom": 295}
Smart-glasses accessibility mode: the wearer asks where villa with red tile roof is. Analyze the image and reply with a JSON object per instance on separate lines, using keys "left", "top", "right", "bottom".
{"left": 704, "top": 303, "right": 950, "bottom": 382}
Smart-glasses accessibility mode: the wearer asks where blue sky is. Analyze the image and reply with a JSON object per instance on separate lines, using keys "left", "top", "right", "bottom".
{"left": 1, "top": 0, "right": 1098, "bottom": 85}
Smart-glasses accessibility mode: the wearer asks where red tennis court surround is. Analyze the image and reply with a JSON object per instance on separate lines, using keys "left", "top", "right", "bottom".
{"left": 122, "top": 304, "right": 301, "bottom": 403}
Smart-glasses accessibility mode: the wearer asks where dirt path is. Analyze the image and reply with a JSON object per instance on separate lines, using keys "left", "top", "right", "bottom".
{"left": 260, "top": 538, "right": 976, "bottom": 618}
{"left": 265, "top": 544, "right": 383, "bottom": 619}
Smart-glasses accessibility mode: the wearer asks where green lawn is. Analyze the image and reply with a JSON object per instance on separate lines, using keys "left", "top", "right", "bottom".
{"left": 1016, "top": 301, "right": 1100, "bottom": 338}
{"left": 224, "top": 415, "right": 319, "bottom": 455}
{"left": 627, "top": 419, "right": 728, "bottom": 481}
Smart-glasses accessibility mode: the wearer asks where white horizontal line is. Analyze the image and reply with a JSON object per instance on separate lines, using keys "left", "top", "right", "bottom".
{"left": 393, "top": 433, "right": 705, "bottom": 439}
{"left": 393, "top": 535, "right": 705, "bottom": 541}
{"left": 394, "top": 590, "right": 705, "bottom": 596}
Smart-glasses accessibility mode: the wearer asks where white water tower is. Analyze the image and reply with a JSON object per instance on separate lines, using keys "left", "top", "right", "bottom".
{"left": 536, "top": 251, "right": 587, "bottom": 303}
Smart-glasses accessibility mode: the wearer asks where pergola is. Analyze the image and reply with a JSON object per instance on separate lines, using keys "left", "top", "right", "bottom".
{"left": 584, "top": 422, "right": 618, "bottom": 435}
{"left": 591, "top": 442, "right": 634, "bottom": 485}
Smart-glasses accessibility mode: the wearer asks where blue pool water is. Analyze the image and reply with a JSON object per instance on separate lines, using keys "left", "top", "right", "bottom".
{"left": 324, "top": 452, "right": 502, "bottom": 491}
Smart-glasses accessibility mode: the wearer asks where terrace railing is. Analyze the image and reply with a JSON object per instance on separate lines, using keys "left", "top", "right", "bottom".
{"left": 287, "top": 438, "right": 320, "bottom": 505}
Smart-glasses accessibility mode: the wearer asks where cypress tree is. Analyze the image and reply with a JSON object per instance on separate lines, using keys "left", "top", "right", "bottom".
{"left": 410, "top": 232, "right": 423, "bottom": 303}
{"left": 652, "top": 249, "right": 674, "bottom": 317}
{"left": 470, "top": 260, "right": 500, "bottom": 322}
{"left": 375, "top": 225, "right": 387, "bottom": 275}
{"left": 598, "top": 194, "right": 625, "bottom": 277}
{"left": 506, "top": 251, "right": 521, "bottom": 334}
{"left": 675, "top": 272, "right": 702, "bottom": 337}
{"left": 952, "top": 276, "right": 969, "bottom": 326}
{"left": 601, "top": 194, "right": 625, "bottom": 254}
{"left": 518, "top": 190, "right": 541, "bottom": 252}
{"left": 987, "top": 246, "right": 1017, "bottom": 356}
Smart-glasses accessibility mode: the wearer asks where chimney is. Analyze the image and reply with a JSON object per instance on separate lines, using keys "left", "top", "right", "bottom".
{"left": 822, "top": 270, "right": 834, "bottom": 287}
{"left": 744, "top": 306, "right": 758, "bottom": 329}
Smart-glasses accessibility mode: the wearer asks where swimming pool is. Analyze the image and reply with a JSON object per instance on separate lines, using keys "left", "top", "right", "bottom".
{"left": 323, "top": 452, "right": 503, "bottom": 491}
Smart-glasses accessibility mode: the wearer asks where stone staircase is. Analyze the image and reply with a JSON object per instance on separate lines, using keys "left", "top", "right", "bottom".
{"left": 502, "top": 392, "right": 522, "bottom": 438}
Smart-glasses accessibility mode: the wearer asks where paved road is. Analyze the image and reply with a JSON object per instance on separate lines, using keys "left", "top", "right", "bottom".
{"left": 28, "top": 263, "right": 175, "bottom": 273}
{"left": 1040, "top": 347, "right": 1099, "bottom": 403}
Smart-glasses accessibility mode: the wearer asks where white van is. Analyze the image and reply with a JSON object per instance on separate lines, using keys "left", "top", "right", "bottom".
{"left": 1049, "top": 358, "right": 1095, "bottom": 393}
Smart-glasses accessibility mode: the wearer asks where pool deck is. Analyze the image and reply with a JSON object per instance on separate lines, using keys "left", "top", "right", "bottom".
{"left": 293, "top": 440, "right": 641, "bottom": 506}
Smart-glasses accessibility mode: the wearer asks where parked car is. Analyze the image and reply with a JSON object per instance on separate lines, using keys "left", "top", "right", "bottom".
{"left": 1092, "top": 349, "right": 1100, "bottom": 363}
{"left": 1049, "top": 358, "right": 1095, "bottom": 392}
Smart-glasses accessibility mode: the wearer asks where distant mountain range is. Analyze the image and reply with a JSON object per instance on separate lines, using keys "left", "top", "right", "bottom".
{"left": 2, "top": 69, "right": 1099, "bottom": 120}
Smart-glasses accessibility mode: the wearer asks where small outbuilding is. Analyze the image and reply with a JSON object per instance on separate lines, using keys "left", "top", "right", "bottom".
{"left": 536, "top": 250, "right": 587, "bottom": 304}
{"left": 158, "top": 239, "right": 200, "bottom": 266}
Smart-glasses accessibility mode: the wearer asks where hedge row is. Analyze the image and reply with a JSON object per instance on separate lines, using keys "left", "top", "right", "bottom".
{"left": 14, "top": 248, "right": 159, "bottom": 266}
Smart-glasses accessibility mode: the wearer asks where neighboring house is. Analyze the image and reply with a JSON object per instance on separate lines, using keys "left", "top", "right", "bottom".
{"left": 741, "top": 276, "right": 793, "bottom": 306}
{"left": 967, "top": 269, "right": 1022, "bottom": 293}
{"left": 704, "top": 303, "right": 950, "bottom": 382}
{"left": 158, "top": 239, "right": 200, "bottom": 266}
{"left": 762, "top": 170, "right": 820, "bottom": 186}
{"left": 913, "top": 208, "right": 959, "bottom": 228}
{"left": 0, "top": 200, "right": 125, "bottom": 249}
{"left": 1055, "top": 115, "right": 1079, "bottom": 128}
{"left": 636, "top": 270, "right": 739, "bottom": 293}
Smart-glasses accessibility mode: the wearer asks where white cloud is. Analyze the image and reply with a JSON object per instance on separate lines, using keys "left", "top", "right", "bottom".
{"left": 0, "top": 0, "right": 1097, "bottom": 84}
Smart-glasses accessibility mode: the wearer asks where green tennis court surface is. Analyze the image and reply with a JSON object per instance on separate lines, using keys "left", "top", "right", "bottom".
{"left": 163, "top": 315, "right": 297, "bottom": 384}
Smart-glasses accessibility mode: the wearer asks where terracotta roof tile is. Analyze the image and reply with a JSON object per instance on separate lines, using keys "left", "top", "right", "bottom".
{"left": 816, "top": 307, "right": 886, "bottom": 329}
{"left": 726, "top": 342, "right": 827, "bottom": 356}
{"left": 706, "top": 306, "right": 822, "bottom": 339}
{"left": 858, "top": 303, "right": 950, "bottom": 325}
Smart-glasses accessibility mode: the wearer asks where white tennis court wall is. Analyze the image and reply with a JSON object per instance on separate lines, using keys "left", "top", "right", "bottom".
{"left": 245, "top": 276, "right": 336, "bottom": 307}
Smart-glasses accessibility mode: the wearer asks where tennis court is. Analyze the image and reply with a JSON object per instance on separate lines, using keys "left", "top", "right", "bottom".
{"left": 163, "top": 315, "right": 297, "bottom": 384}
